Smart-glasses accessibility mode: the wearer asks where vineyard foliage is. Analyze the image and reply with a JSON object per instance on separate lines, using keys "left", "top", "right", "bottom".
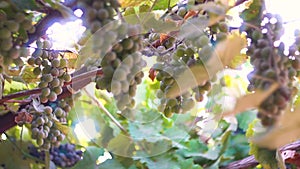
{"left": 1, "top": 0, "right": 300, "bottom": 168}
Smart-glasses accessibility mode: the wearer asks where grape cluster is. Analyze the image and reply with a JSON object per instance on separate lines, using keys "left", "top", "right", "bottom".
{"left": 28, "top": 39, "right": 71, "bottom": 104}
{"left": 28, "top": 143, "right": 82, "bottom": 167}
{"left": 96, "top": 25, "right": 146, "bottom": 111}
{"left": 29, "top": 105, "right": 65, "bottom": 150}
{"left": 153, "top": 42, "right": 212, "bottom": 117}
{"left": 77, "top": 0, "right": 120, "bottom": 33}
{"left": 243, "top": 13, "right": 296, "bottom": 126}
{"left": 0, "top": 6, "right": 34, "bottom": 68}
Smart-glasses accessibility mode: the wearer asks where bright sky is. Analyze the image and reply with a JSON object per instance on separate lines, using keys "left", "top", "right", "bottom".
{"left": 265, "top": 0, "right": 300, "bottom": 46}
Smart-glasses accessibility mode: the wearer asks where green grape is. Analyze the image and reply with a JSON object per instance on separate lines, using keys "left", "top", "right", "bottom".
{"left": 33, "top": 67, "right": 41, "bottom": 76}
{"left": 53, "top": 86, "right": 63, "bottom": 95}
{"left": 34, "top": 57, "right": 42, "bottom": 65}
{"left": 122, "top": 38, "right": 134, "bottom": 50}
{"left": 197, "top": 35, "right": 209, "bottom": 47}
{"left": 50, "top": 78, "right": 60, "bottom": 88}
{"left": 41, "top": 88, "right": 51, "bottom": 97}
{"left": 51, "top": 68, "right": 60, "bottom": 76}
{"left": 114, "top": 68, "right": 127, "bottom": 81}
{"left": 38, "top": 81, "right": 48, "bottom": 88}
{"left": 0, "top": 28, "right": 11, "bottom": 39}
{"left": 182, "top": 98, "right": 195, "bottom": 112}
{"left": 51, "top": 59, "right": 60, "bottom": 68}
{"left": 63, "top": 73, "right": 72, "bottom": 82}
{"left": 97, "top": 9, "right": 109, "bottom": 20}
{"left": 48, "top": 92, "right": 57, "bottom": 102}
{"left": 42, "top": 74, "right": 54, "bottom": 83}
{"left": 27, "top": 57, "right": 35, "bottom": 65}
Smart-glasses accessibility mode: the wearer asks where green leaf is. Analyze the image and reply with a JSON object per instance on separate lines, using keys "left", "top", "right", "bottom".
{"left": 98, "top": 158, "right": 126, "bottom": 169}
{"left": 135, "top": 140, "right": 172, "bottom": 157}
{"left": 240, "top": 0, "right": 263, "bottom": 23}
{"left": 179, "top": 158, "right": 203, "bottom": 169}
{"left": 236, "top": 110, "right": 257, "bottom": 131}
{"left": 0, "top": 141, "right": 37, "bottom": 169}
{"left": 72, "top": 146, "right": 105, "bottom": 169}
{"left": 137, "top": 153, "right": 181, "bottom": 169}
{"left": 176, "top": 139, "right": 208, "bottom": 158}
{"left": 20, "top": 66, "right": 40, "bottom": 83}
{"left": 153, "top": 0, "right": 179, "bottom": 10}
{"left": 11, "top": 0, "right": 38, "bottom": 10}
{"left": 107, "top": 134, "right": 135, "bottom": 157}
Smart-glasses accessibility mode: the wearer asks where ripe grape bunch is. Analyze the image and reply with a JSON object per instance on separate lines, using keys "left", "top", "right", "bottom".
{"left": 244, "top": 13, "right": 299, "bottom": 126}
{"left": 0, "top": 3, "right": 35, "bottom": 68}
{"left": 28, "top": 39, "right": 71, "bottom": 104}
{"left": 25, "top": 39, "right": 77, "bottom": 150}
{"left": 28, "top": 143, "right": 83, "bottom": 167}
{"left": 149, "top": 14, "right": 229, "bottom": 117}
{"left": 96, "top": 25, "right": 146, "bottom": 111}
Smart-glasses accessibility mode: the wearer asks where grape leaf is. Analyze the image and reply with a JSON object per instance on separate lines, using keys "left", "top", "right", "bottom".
{"left": 20, "top": 66, "right": 39, "bottom": 83}
{"left": 240, "top": 0, "right": 263, "bottom": 22}
{"left": 179, "top": 158, "right": 203, "bottom": 169}
{"left": 107, "top": 134, "right": 135, "bottom": 157}
{"left": 72, "top": 146, "right": 105, "bottom": 169}
{"left": 166, "top": 32, "right": 247, "bottom": 98}
{"left": 119, "top": 0, "right": 146, "bottom": 8}
{"left": 137, "top": 153, "right": 181, "bottom": 169}
{"left": 236, "top": 110, "right": 257, "bottom": 131}
{"left": 153, "top": 0, "right": 179, "bottom": 10}
{"left": 98, "top": 158, "right": 126, "bottom": 169}
{"left": 0, "top": 141, "right": 36, "bottom": 169}
{"left": 128, "top": 119, "right": 163, "bottom": 142}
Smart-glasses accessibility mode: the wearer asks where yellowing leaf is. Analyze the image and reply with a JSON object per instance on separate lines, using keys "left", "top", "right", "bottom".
{"left": 54, "top": 120, "right": 70, "bottom": 135}
{"left": 228, "top": 53, "right": 248, "bottom": 69}
{"left": 253, "top": 105, "right": 300, "bottom": 149}
{"left": 166, "top": 32, "right": 247, "bottom": 98}
{"left": 120, "top": 0, "right": 145, "bottom": 8}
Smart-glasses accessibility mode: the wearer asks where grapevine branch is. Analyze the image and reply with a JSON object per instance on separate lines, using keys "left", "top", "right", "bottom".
{"left": 222, "top": 140, "right": 300, "bottom": 169}
{"left": 0, "top": 68, "right": 103, "bottom": 134}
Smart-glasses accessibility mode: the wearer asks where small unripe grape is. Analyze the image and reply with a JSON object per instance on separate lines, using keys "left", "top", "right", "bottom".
{"left": 197, "top": 35, "right": 209, "bottom": 47}
{"left": 34, "top": 57, "right": 42, "bottom": 65}
{"left": 42, "top": 74, "right": 53, "bottom": 83}
{"left": 33, "top": 67, "right": 41, "bottom": 76}
{"left": 50, "top": 78, "right": 60, "bottom": 88}
{"left": 48, "top": 92, "right": 57, "bottom": 102}
{"left": 63, "top": 73, "right": 72, "bottom": 82}
{"left": 53, "top": 86, "right": 63, "bottom": 95}
{"left": 51, "top": 68, "right": 59, "bottom": 76}
{"left": 59, "top": 58, "right": 67, "bottom": 68}
{"left": 122, "top": 38, "right": 134, "bottom": 50}
{"left": 97, "top": 9, "right": 109, "bottom": 20}
{"left": 27, "top": 57, "right": 35, "bottom": 65}
{"left": 36, "top": 138, "right": 44, "bottom": 146}
{"left": 54, "top": 108, "right": 63, "bottom": 117}
{"left": 41, "top": 88, "right": 51, "bottom": 97}
{"left": 44, "top": 106, "right": 53, "bottom": 115}
{"left": 51, "top": 59, "right": 60, "bottom": 68}
{"left": 0, "top": 28, "right": 11, "bottom": 39}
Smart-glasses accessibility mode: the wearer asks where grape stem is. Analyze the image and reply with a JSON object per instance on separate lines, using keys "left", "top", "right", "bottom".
{"left": 83, "top": 88, "right": 127, "bottom": 134}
